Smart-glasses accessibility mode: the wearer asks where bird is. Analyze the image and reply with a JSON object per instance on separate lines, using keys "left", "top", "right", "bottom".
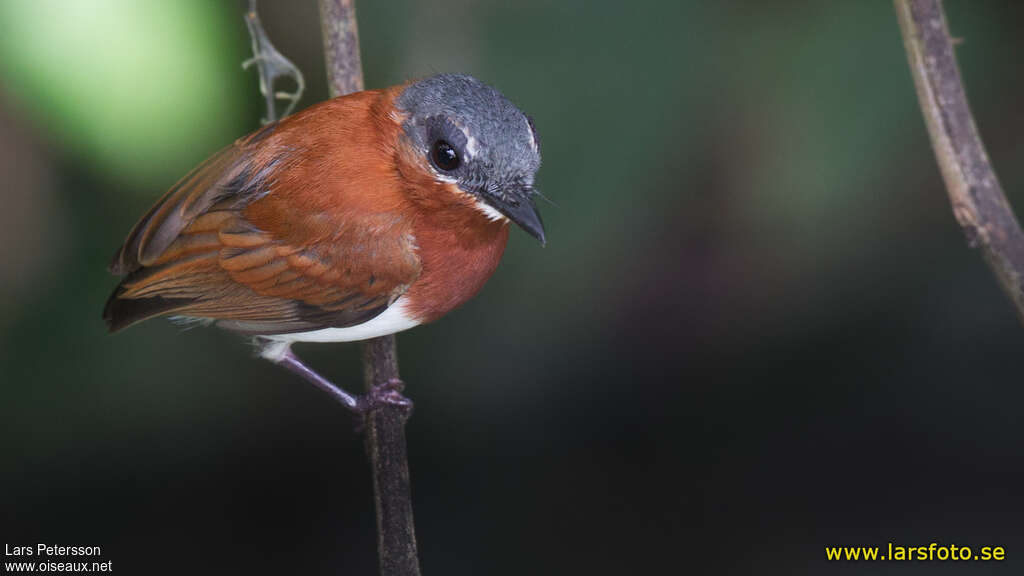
{"left": 103, "top": 73, "right": 544, "bottom": 411}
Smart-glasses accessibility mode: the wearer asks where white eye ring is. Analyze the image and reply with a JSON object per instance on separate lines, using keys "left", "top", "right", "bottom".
{"left": 525, "top": 115, "right": 539, "bottom": 153}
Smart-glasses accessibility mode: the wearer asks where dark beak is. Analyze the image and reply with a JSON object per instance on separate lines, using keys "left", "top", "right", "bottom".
{"left": 484, "top": 187, "right": 546, "bottom": 245}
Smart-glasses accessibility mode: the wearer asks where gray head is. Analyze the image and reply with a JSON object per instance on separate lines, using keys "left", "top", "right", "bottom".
{"left": 396, "top": 74, "right": 544, "bottom": 243}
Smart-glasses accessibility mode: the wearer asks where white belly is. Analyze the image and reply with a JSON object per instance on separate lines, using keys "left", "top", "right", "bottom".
{"left": 258, "top": 297, "right": 420, "bottom": 361}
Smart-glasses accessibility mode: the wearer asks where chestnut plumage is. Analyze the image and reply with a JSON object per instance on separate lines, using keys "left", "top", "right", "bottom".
{"left": 103, "top": 74, "right": 544, "bottom": 344}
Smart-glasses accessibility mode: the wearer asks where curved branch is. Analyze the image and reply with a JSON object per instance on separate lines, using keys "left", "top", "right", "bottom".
{"left": 896, "top": 0, "right": 1024, "bottom": 324}
{"left": 243, "top": 0, "right": 305, "bottom": 123}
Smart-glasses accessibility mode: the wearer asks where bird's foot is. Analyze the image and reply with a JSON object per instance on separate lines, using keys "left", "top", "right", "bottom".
{"left": 358, "top": 378, "right": 413, "bottom": 413}
{"left": 352, "top": 379, "right": 413, "bottom": 432}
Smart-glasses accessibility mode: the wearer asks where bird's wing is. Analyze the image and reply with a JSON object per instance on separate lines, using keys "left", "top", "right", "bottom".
{"left": 109, "top": 122, "right": 281, "bottom": 276}
{"left": 104, "top": 123, "right": 421, "bottom": 334}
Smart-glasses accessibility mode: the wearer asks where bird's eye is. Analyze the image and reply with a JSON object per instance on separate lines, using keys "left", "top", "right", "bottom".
{"left": 430, "top": 140, "right": 460, "bottom": 172}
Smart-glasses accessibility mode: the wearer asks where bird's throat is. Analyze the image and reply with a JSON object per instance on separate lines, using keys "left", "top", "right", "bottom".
{"left": 403, "top": 213, "right": 509, "bottom": 323}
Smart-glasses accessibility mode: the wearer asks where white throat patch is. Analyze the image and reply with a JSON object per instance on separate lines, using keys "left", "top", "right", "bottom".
{"left": 473, "top": 200, "right": 508, "bottom": 223}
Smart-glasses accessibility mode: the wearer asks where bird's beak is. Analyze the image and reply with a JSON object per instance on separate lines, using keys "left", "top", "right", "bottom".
{"left": 485, "top": 187, "right": 546, "bottom": 245}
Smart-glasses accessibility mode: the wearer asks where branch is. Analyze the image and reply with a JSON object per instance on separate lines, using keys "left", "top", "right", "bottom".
{"left": 896, "top": 0, "right": 1024, "bottom": 324}
{"left": 319, "top": 0, "right": 365, "bottom": 97}
{"left": 360, "top": 335, "right": 420, "bottom": 576}
{"left": 243, "top": 0, "right": 304, "bottom": 123}
{"left": 317, "top": 2, "right": 422, "bottom": 575}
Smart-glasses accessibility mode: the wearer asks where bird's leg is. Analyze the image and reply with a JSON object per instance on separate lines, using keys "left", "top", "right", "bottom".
{"left": 273, "top": 348, "right": 360, "bottom": 412}
{"left": 262, "top": 343, "right": 413, "bottom": 421}
{"left": 243, "top": 0, "right": 305, "bottom": 123}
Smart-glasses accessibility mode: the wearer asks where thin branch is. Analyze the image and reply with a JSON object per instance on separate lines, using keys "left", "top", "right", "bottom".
{"left": 896, "top": 0, "right": 1024, "bottom": 324}
{"left": 317, "top": 2, "right": 422, "bottom": 575}
{"left": 319, "top": 0, "right": 365, "bottom": 97}
{"left": 360, "top": 335, "right": 420, "bottom": 576}
{"left": 243, "top": 0, "right": 304, "bottom": 123}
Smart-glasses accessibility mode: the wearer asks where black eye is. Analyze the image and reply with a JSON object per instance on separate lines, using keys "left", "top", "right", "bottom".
{"left": 431, "top": 140, "right": 460, "bottom": 172}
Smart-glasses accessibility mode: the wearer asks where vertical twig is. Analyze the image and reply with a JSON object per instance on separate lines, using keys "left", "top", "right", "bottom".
{"left": 895, "top": 0, "right": 1024, "bottom": 324}
{"left": 317, "top": 2, "right": 422, "bottom": 575}
{"left": 319, "top": 0, "right": 365, "bottom": 96}
{"left": 360, "top": 335, "right": 420, "bottom": 576}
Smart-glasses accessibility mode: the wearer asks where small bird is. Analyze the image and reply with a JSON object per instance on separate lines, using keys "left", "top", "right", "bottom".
{"left": 103, "top": 74, "right": 543, "bottom": 410}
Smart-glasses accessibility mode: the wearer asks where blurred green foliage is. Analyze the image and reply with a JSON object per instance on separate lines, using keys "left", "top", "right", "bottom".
{"left": 0, "top": 0, "right": 246, "bottom": 187}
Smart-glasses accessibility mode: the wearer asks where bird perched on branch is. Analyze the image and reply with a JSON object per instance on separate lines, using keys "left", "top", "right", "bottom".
{"left": 103, "top": 74, "right": 544, "bottom": 411}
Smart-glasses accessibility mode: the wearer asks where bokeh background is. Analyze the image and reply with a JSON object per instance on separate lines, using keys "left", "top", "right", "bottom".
{"left": 2, "top": 1, "right": 1022, "bottom": 574}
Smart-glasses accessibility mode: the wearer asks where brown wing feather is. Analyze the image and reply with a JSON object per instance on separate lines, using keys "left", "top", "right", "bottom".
{"left": 104, "top": 98, "right": 421, "bottom": 334}
{"left": 109, "top": 121, "right": 279, "bottom": 275}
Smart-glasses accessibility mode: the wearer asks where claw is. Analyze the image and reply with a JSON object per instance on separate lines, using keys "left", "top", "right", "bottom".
{"left": 352, "top": 379, "right": 413, "bottom": 432}
{"left": 359, "top": 379, "right": 413, "bottom": 413}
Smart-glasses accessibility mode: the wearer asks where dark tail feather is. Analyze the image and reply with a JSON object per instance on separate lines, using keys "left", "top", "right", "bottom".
{"left": 103, "top": 286, "right": 193, "bottom": 333}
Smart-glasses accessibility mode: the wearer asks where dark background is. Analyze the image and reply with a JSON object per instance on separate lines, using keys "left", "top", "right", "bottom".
{"left": 1, "top": 1, "right": 1022, "bottom": 574}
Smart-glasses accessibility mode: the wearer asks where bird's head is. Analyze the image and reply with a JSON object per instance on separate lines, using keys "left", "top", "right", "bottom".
{"left": 394, "top": 74, "right": 545, "bottom": 244}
